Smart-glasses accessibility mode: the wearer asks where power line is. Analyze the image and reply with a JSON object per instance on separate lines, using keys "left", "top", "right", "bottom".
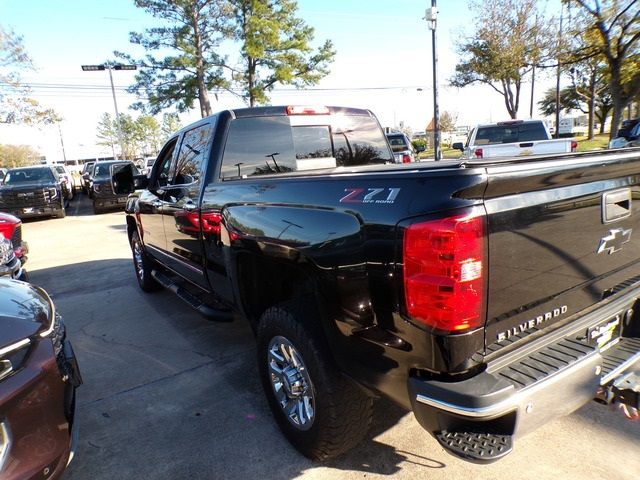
{"left": 1, "top": 81, "right": 429, "bottom": 95}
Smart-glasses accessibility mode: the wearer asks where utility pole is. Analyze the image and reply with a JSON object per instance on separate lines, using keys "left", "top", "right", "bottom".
{"left": 529, "top": 65, "right": 536, "bottom": 118}
{"left": 57, "top": 123, "right": 67, "bottom": 162}
{"left": 426, "top": 1, "right": 441, "bottom": 160}
{"left": 81, "top": 63, "right": 137, "bottom": 160}
{"left": 554, "top": 5, "right": 564, "bottom": 139}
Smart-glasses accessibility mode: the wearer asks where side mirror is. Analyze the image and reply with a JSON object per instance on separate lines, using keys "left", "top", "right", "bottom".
{"left": 112, "top": 163, "right": 148, "bottom": 194}
{"left": 452, "top": 142, "right": 465, "bottom": 151}
{"left": 415, "top": 144, "right": 426, "bottom": 153}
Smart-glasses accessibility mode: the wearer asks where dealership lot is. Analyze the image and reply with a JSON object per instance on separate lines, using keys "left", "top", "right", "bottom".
{"left": 22, "top": 196, "right": 640, "bottom": 480}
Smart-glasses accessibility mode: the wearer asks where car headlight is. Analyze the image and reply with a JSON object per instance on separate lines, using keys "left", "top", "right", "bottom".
{"left": 48, "top": 187, "right": 58, "bottom": 200}
{"left": 0, "top": 235, "right": 14, "bottom": 265}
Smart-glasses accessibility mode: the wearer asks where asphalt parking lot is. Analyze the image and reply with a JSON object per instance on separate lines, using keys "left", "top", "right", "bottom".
{"left": 21, "top": 195, "right": 640, "bottom": 480}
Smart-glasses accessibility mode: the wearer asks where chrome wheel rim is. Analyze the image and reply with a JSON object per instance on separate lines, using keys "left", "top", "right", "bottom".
{"left": 268, "top": 336, "right": 315, "bottom": 431}
{"left": 132, "top": 239, "right": 145, "bottom": 280}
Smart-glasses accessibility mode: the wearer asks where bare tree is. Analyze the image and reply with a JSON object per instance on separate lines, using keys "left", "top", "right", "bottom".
{"left": 451, "top": 0, "right": 554, "bottom": 119}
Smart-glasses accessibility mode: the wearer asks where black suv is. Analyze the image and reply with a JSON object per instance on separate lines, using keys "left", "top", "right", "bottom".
{"left": 91, "top": 161, "right": 140, "bottom": 214}
{"left": 0, "top": 165, "right": 68, "bottom": 219}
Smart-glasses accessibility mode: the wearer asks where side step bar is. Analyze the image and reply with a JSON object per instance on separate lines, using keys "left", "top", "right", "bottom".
{"left": 435, "top": 431, "right": 512, "bottom": 464}
{"left": 151, "top": 269, "right": 233, "bottom": 322}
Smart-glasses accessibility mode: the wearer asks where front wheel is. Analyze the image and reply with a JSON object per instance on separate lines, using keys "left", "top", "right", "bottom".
{"left": 257, "top": 302, "right": 373, "bottom": 460}
{"left": 130, "top": 230, "right": 161, "bottom": 292}
{"left": 54, "top": 200, "right": 66, "bottom": 218}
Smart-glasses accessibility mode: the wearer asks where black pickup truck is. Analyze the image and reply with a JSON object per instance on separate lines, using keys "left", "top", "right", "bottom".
{"left": 114, "top": 106, "right": 640, "bottom": 463}
{"left": 0, "top": 165, "right": 68, "bottom": 219}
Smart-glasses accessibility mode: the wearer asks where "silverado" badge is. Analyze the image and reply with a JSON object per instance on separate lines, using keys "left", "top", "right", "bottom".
{"left": 497, "top": 305, "right": 568, "bottom": 342}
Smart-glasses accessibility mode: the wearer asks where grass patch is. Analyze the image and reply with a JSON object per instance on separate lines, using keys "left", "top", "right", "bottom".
{"left": 575, "top": 133, "right": 609, "bottom": 152}
{"left": 418, "top": 147, "right": 461, "bottom": 160}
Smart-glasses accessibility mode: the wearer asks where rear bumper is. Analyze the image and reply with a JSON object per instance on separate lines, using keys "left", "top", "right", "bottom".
{"left": 408, "top": 290, "right": 640, "bottom": 457}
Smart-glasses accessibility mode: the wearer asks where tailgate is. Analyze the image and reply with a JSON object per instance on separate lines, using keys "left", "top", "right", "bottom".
{"left": 482, "top": 140, "right": 571, "bottom": 158}
{"left": 483, "top": 151, "right": 640, "bottom": 350}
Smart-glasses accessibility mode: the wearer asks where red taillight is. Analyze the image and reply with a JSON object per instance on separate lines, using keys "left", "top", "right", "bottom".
{"left": 402, "top": 154, "right": 412, "bottom": 163}
{"left": 286, "top": 105, "right": 330, "bottom": 115}
{"left": 403, "top": 212, "right": 485, "bottom": 332}
{"left": 474, "top": 148, "right": 483, "bottom": 158}
{"left": 571, "top": 140, "right": 577, "bottom": 152}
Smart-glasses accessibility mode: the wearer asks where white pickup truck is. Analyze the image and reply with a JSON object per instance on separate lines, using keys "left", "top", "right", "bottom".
{"left": 452, "top": 120, "right": 577, "bottom": 159}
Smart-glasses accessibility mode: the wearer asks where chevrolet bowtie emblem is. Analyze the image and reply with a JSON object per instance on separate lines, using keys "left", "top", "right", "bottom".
{"left": 597, "top": 228, "right": 632, "bottom": 255}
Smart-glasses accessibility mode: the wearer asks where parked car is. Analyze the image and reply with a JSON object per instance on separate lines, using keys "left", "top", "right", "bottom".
{"left": 114, "top": 105, "right": 640, "bottom": 463}
{"left": 0, "top": 278, "right": 81, "bottom": 478}
{"left": 91, "top": 160, "right": 140, "bottom": 214}
{"left": 453, "top": 119, "right": 577, "bottom": 159}
{"left": 609, "top": 123, "right": 640, "bottom": 149}
{"left": 0, "top": 213, "right": 28, "bottom": 281}
{"left": 142, "top": 157, "right": 156, "bottom": 176}
{"left": 0, "top": 166, "right": 68, "bottom": 219}
{"left": 0, "top": 234, "right": 26, "bottom": 281}
{"left": 386, "top": 132, "right": 418, "bottom": 163}
{"left": 53, "top": 164, "right": 75, "bottom": 200}
{"left": 0, "top": 213, "right": 26, "bottom": 261}
{"left": 80, "top": 161, "right": 95, "bottom": 195}
{"left": 618, "top": 117, "right": 640, "bottom": 139}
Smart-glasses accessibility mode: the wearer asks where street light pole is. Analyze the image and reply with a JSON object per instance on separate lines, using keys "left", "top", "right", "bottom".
{"left": 81, "top": 63, "right": 137, "bottom": 160}
{"left": 106, "top": 65, "right": 121, "bottom": 126}
{"left": 426, "top": 1, "right": 441, "bottom": 161}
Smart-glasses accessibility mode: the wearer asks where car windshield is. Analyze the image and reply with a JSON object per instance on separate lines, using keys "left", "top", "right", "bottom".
{"left": 94, "top": 163, "right": 139, "bottom": 179}
{"left": 4, "top": 168, "right": 54, "bottom": 184}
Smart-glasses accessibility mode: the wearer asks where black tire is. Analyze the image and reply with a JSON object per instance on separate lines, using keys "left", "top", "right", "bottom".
{"left": 130, "top": 230, "right": 161, "bottom": 292}
{"left": 257, "top": 302, "right": 373, "bottom": 460}
{"left": 92, "top": 201, "right": 102, "bottom": 215}
{"left": 54, "top": 200, "right": 66, "bottom": 219}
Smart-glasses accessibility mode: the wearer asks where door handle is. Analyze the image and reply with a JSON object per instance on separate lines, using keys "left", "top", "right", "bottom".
{"left": 602, "top": 188, "right": 631, "bottom": 223}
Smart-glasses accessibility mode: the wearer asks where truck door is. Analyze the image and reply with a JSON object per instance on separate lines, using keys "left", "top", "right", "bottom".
{"left": 161, "top": 121, "right": 213, "bottom": 290}
{"left": 138, "top": 138, "right": 177, "bottom": 255}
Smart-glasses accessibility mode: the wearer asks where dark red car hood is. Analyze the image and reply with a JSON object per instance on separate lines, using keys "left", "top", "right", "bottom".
{"left": 0, "top": 279, "right": 53, "bottom": 349}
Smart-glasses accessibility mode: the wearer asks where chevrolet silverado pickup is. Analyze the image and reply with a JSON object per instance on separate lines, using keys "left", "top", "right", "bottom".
{"left": 114, "top": 106, "right": 640, "bottom": 463}
{"left": 453, "top": 120, "right": 577, "bottom": 159}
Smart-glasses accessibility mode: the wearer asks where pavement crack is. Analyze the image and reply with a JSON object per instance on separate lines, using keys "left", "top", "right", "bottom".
{"left": 79, "top": 360, "right": 216, "bottom": 408}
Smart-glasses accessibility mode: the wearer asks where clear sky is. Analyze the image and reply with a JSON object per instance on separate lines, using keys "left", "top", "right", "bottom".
{"left": 0, "top": 0, "right": 562, "bottom": 161}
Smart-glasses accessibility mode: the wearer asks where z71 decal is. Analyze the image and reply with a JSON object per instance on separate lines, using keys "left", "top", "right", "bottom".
{"left": 340, "top": 188, "right": 401, "bottom": 204}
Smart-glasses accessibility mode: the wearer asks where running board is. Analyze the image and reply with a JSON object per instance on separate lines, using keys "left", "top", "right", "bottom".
{"left": 151, "top": 269, "right": 233, "bottom": 322}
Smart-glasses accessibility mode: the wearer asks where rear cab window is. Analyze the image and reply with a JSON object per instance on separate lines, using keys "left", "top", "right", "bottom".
{"left": 474, "top": 122, "right": 549, "bottom": 145}
{"left": 219, "top": 111, "right": 393, "bottom": 179}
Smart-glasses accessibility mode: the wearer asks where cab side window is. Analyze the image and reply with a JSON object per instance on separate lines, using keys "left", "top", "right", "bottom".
{"left": 153, "top": 138, "right": 177, "bottom": 187}
{"left": 172, "top": 124, "right": 212, "bottom": 186}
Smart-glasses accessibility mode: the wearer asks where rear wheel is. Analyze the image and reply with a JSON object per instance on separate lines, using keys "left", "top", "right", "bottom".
{"left": 130, "top": 230, "right": 161, "bottom": 292}
{"left": 257, "top": 302, "right": 373, "bottom": 460}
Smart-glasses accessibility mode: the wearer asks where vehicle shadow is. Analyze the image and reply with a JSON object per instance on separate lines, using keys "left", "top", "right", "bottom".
{"left": 29, "top": 259, "right": 441, "bottom": 480}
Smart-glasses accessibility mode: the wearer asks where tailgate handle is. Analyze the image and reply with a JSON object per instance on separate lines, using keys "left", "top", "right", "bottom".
{"left": 602, "top": 188, "right": 631, "bottom": 223}
{"left": 519, "top": 142, "right": 534, "bottom": 147}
